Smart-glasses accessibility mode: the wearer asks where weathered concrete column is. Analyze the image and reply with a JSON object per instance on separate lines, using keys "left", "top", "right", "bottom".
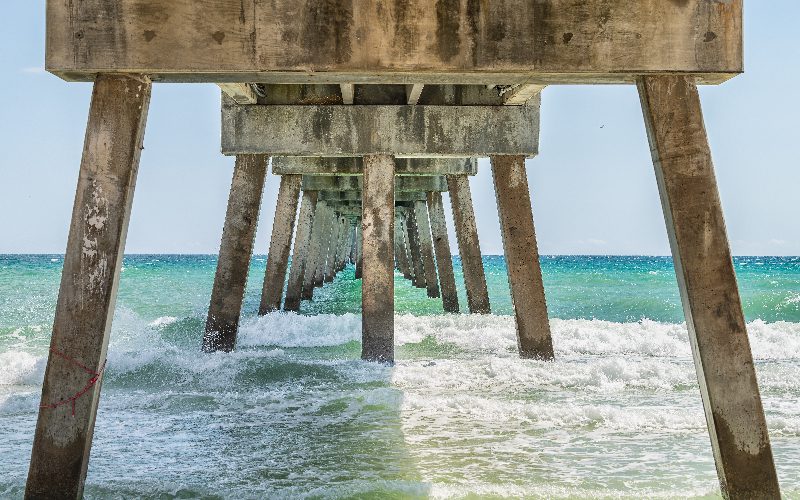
{"left": 399, "top": 213, "right": 414, "bottom": 281}
{"left": 324, "top": 212, "right": 341, "bottom": 282}
{"left": 203, "top": 154, "right": 269, "bottom": 352}
{"left": 361, "top": 154, "right": 395, "bottom": 362}
{"left": 259, "top": 174, "right": 302, "bottom": 314}
{"left": 313, "top": 207, "right": 334, "bottom": 288}
{"left": 491, "top": 155, "right": 554, "bottom": 360}
{"left": 638, "top": 75, "right": 780, "bottom": 499}
{"left": 427, "top": 192, "right": 459, "bottom": 313}
{"left": 414, "top": 200, "right": 440, "bottom": 298}
{"left": 447, "top": 174, "right": 490, "bottom": 314}
{"left": 345, "top": 223, "right": 356, "bottom": 267}
{"left": 406, "top": 210, "right": 426, "bottom": 289}
{"left": 350, "top": 225, "right": 357, "bottom": 264}
{"left": 354, "top": 218, "right": 363, "bottom": 279}
{"left": 303, "top": 201, "right": 329, "bottom": 300}
{"left": 284, "top": 190, "right": 318, "bottom": 311}
{"left": 26, "top": 74, "right": 152, "bottom": 500}
{"left": 337, "top": 219, "right": 351, "bottom": 272}
{"left": 395, "top": 216, "right": 412, "bottom": 280}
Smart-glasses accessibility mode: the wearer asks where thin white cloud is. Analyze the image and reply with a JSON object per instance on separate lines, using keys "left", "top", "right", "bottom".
{"left": 20, "top": 66, "right": 45, "bottom": 74}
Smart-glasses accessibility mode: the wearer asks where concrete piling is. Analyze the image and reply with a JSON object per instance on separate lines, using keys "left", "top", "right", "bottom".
{"left": 413, "top": 199, "right": 440, "bottom": 298}
{"left": 361, "top": 154, "right": 395, "bottom": 362}
{"left": 447, "top": 174, "right": 490, "bottom": 314}
{"left": 26, "top": 74, "right": 152, "bottom": 499}
{"left": 491, "top": 155, "right": 554, "bottom": 360}
{"left": 324, "top": 212, "right": 341, "bottom": 283}
{"left": 399, "top": 212, "right": 415, "bottom": 281}
{"left": 395, "top": 215, "right": 413, "bottom": 281}
{"left": 259, "top": 174, "right": 302, "bottom": 314}
{"left": 638, "top": 75, "right": 781, "bottom": 498}
{"left": 284, "top": 190, "right": 318, "bottom": 311}
{"left": 427, "top": 192, "right": 459, "bottom": 313}
{"left": 303, "top": 201, "right": 330, "bottom": 300}
{"left": 313, "top": 205, "right": 334, "bottom": 288}
{"left": 354, "top": 218, "right": 363, "bottom": 279}
{"left": 203, "top": 154, "right": 269, "bottom": 352}
{"left": 406, "top": 210, "right": 426, "bottom": 289}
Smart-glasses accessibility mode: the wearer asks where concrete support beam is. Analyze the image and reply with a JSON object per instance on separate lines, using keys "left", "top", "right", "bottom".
{"left": 222, "top": 105, "right": 539, "bottom": 157}
{"left": 361, "top": 154, "right": 395, "bottom": 363}
{"left": 340, "top": 84, "right": 354, "bottom": 105}
{"left": 447, "top": 175, "right": 490, "bottom": 314}
{"left": 303, "top": 175, "right": 447, "bottom": 193}
{"left": 500, "top": 84, "right": 547, "bottom": 105}
{"left": 406, "top": 210, "right": 426, "bottom": 289}
{"left": 491, "top": 155, "right": 554, "bottom": 360}
{"left": 218, "top": 84, "right": 257, "bottom": 105}
{"left": 259, "top": 174, "right": 302, "bottom": 314}
{"left": 273, "top": 157, "right": 477, "bottom": 176}
{"left": 204, "top": 154, "right": 269, "bottom": 351}
{"left": 427, "top": 192, "right": 459, "bottom": 313}
{"left": 26, "top": 74, "right": 151, "bottom": 500}
{"left": 284, "top": 190, "right": 318, "bottom": 311}
{"left": 414, "top": 200, "right": 440, "bottom": 299}
{"left": 302, "top": 201, "right": 330, "bottom": 300}
{"left": 638, "top": 75, "right": 780, "bottom": 499}
{"left": 406, "top": 84, "right": 425, "bottom": 105}
{"left": 48, "top": 1, "right": 742, "bottom": 84}
{"left": 319, "top": 191, "right": 427, "bottom": 203}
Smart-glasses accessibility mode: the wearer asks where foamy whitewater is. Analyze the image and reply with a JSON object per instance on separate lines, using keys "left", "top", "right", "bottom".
{"left": 1, "top": 255, "right": 799, "bottom": 498}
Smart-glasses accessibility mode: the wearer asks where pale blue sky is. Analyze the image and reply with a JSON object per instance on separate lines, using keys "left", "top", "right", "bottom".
{"left": 0, "top": 2, "right": 797, "bottom": 255}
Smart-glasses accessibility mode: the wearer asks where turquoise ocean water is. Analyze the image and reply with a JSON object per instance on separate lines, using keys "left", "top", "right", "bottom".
{"left": 1, "top": 255, "right": 799, "bottom": 498}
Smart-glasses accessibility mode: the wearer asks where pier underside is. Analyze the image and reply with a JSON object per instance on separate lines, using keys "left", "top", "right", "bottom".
{"left": 26, "top": 1, "right": 782, "bottom": 499}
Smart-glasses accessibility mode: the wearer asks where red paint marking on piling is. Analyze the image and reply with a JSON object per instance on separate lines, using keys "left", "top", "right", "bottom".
{"left": 39, "top": 348, "right": 106, "bottom": 416}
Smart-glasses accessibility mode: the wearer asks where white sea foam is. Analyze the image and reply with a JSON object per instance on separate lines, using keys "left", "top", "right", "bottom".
{"left": 238, "top": 312, "right": 362, "bottom": 347}
{"left": 148, "top": 316, "right": 178, "bottom": 328}
{"left": 0, "top": 350, "right": 45, "bottom": 386}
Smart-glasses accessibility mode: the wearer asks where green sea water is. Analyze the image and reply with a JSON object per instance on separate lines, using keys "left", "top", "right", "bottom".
{"left": 1, "top": 255, "right": 799, "bottom": 498}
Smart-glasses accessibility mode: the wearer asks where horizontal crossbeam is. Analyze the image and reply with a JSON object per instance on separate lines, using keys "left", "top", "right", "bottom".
{"left": 47, "top": 1, "right": 741, "bottom": 84}
{"left": 272, "top": 157, "right": 477, "bottom": 176}
{"left": 303, "top": 176, "right": 446, "bottom": 193}
{"left": 223, "top": 105, "right": 539, "bottom": 157}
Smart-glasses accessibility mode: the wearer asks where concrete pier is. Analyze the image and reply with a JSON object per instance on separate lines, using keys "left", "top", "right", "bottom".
{"left": 406, "top": 209, "right": 426, "bottom": 289}
{"left": 284, "top": 190, "right": 318, "bottom": 311}
{"left": 27, "top": 74, "right": 152, "bottom": 499}
{"left": 260, "top": 174, "right": 301, "bottom": 314}
{"left": 447, "top": 174, "right": 490, "bottom": 314}
{"left": 427, "top": 192, "right": 459, "bottom": 313}
{"left": 204, "top": 154, "right": 269, "bottom": 351}
{"left": 491, "top": 155, "right": 554, "bottom": 360}
{"left": 36, "top": 2, "right": 756, "bottom": 492}
{"left": 414, "top": 199, "right": 440, "bottom": 298}
{"left": 638, "top": 75, "right": 780, "bottom": 498}
{"left": 303, "top": 201, "right": 329, "bottom": 300}
{"left": 361, "top": 154, "right": 395, "bottom": 362}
